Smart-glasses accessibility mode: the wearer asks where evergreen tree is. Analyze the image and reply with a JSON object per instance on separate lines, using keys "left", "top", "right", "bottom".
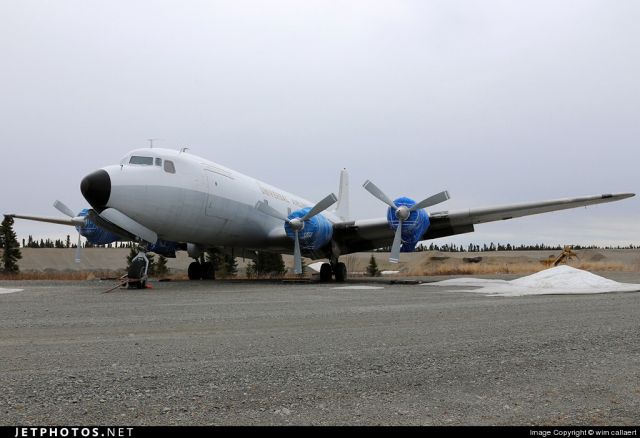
{"left": 205, "top": 249, "right": 222, "bottom": 271}
{"left": 216, "top": 254, "right": 238, "bottom": 278}
{"left": 249, "top": 251, "right": 286, "bottom": 277}
{"left": 225, "top": 254, "right": 238, "bottom": 276}
{"left": 125, "top": 246, "right": 138, "bottom": 270}
{"left": 155, "top": 255, "right": 169, "bottom": 277}
{"left": 268, "top": 252, "right": 286, "bottom": 276}
{"left": 1, "top": 216, "right": 22, "bottom": 273}
{"left": 366, "top": 254, "right": 380, "bottom": 277}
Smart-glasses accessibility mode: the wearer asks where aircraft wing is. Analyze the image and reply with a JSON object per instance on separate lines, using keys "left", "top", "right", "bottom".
{"left": 332, "top": 193, "right": 635, "bottom": 254}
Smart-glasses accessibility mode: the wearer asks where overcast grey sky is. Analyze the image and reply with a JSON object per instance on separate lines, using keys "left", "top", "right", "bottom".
{"left": 1, "top": 0, "right": 638, "bottom": 247}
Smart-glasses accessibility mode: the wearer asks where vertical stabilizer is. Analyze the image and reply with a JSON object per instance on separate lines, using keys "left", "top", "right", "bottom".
{"left": 334, "top": 168, "right": 350, "bottom": 221}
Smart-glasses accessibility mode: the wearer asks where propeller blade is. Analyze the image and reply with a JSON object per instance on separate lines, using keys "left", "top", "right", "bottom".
{"left": 54, "top": 200, "right": 76, "bottom": 218}
{"left": 293, "top": 230, "right": 302, "bottom": 274}
{"left": 301, "top": 193, "right": 338, "bottom": 221}
{"left": 255, "top": 201, "right": 289, "bottom": 222}
{"left": 389, "top": 220, "right": 403, "bottom": 263}
{"left": 410, "top": 190, "right": 450, "bottom": 211}
{"left": 74, "top": 233, "right": 82, "bottom": 263}
{"left": 99, "top": 208, "right": 158, "bottom": 243}
{"left": 362, "top": 180, "right": 397, "bottom": 210}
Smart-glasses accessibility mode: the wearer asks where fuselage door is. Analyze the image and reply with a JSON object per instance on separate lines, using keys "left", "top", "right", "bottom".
{"left": 204, "top": 169, "right": 228, "bottom": 235}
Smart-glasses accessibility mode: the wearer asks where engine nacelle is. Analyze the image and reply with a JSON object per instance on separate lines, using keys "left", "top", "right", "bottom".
{"left": 75, "top": 209, "right": 120, "bottom": 245}
{"left": 148, "top": 240, "right": 178, "bottom": 258}
{"left": 386, "top": 197, "right": 430, "bottom": 252}
{"left": 284, "top": 207, "right": 333, "bottom": 251}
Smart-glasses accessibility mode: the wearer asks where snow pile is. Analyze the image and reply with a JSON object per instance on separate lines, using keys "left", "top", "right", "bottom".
{"left": 0, "top": 288, "right": 23, "bottom": 294}
{"left": 424, "top": 265, "right": 640, "bottom": 297}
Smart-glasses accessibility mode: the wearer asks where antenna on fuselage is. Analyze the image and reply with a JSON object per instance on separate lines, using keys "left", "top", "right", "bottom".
{"left": 147, "top": 138, "right": 159, "bottom": 148}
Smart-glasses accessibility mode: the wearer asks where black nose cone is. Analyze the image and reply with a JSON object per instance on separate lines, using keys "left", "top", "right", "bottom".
{"left": 81, "top": 170, "right": 111, "bottom": 210}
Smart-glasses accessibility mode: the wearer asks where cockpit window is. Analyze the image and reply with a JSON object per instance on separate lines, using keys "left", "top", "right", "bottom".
{"left": 129, "top": 156, "right": 154, "bottom": 165}
{"left": 155, "top": 158, "right": 162, "bottom": 166}
{"left": 164, "top": 160, "right": 176, "bottom": 174}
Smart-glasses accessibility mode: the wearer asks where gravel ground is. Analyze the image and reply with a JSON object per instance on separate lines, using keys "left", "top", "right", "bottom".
{"left": 0, "top": 277, "right": 639, "bottom": 425}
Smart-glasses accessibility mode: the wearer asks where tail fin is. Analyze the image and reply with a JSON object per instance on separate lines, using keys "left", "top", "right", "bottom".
{"left": 334, "top": 168, "right": 350, "bottom": 221}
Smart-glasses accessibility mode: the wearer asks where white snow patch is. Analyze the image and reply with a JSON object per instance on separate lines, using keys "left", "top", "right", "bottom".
{"left": 306, "top": 262, "right": 324, "bottom": 273}
{"left": 424, "top": 266, "right": 640, "bottom": 297}
{"left": 380, "top": 270, "right": 400, "bottom": 275}
{"left": 0, "top": 288, "right": 24, "bottom": 294}
{"left": 332, "top": 285, "right": 384, "bottom": 290}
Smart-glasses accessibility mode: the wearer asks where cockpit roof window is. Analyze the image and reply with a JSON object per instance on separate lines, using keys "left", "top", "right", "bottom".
{"left": 129, "top": 156, "right": 154, "bottom": 165}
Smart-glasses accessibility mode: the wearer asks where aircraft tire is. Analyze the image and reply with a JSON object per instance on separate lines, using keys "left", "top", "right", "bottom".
{"left": 188, "top": 262, "right": 202, "bottom": 280}
{"left": 201, "top": 261, "right": 215, "bottom": 280}
{"left": 320, "top": 263, "right": 333, "bottom": 282}
{"left": 334, "top": 262, "right": 347, "bottom": 282}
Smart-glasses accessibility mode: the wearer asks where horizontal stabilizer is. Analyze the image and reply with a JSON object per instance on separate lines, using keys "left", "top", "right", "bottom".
{"left": 4, "top": 214, "right": 78, "bottom": 227}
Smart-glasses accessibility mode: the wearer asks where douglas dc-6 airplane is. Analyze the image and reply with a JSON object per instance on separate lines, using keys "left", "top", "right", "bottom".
{"left": 7, "top": 147, "right": 635, "bottom": 284}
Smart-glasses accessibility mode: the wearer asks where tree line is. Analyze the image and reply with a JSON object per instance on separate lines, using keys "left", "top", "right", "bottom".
{"left": 22, "top": 236, "right": 136, "bottom": 249}
{"left": 376, "top": 242, "right": 640, "bottom": 253}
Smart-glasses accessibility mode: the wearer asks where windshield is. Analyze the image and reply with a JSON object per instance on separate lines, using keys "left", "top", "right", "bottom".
{"left": 129, "top": 156, "right": 154, "bottom": 165}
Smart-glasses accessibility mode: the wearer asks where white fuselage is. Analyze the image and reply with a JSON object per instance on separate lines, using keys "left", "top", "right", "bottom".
{"left": 102, "top": 148, "right": 339, "bottom": 249}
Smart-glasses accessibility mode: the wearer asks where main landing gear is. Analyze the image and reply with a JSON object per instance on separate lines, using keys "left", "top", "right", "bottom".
{"left": 319, "top": 259, "right": 347, "bottom": 282}
{"left": 188, "top": 260, "right": 215, "bottom": 280}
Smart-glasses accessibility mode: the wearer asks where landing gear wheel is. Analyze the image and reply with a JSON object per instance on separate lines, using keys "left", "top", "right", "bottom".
{"left": 128, "top": 258, "right": 147, "bottom": 289}
{"left": 334, "top": 262, "right": 347, "bottom": 282}
{"left": 320, "top": 263, "right": 333, "bottom": 282}
{"left": 201, "top": 261, "right": 215, "bottom": 280}
{"left": 188, "top": 262, "right": 202, "bottom": 280}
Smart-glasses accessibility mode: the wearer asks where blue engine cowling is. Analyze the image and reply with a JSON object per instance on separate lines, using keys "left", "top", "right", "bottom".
{"left": 386, "top": 197, "right": 430, "bottom": 252}
{"left": 75, "top": 209, "right": 178, "bottom": 257}
{"left": 284, "top": 207, "right": 333, "bottom": 251}
{"left": 75, "top": 209, "right": 121, "bottom": 245}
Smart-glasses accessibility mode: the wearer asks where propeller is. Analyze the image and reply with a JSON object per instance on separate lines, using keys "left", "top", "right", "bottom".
{"left": 54, "top": 200, "right": 87, "bottom": 263}
{"left": 256, "top": 193, "right": 338, "bottom": 274}
{"left": 362, "top": 180, "right": 450, "bottom": 263}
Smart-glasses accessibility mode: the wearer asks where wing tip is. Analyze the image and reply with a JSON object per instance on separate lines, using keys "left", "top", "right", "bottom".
{"left": 606, "top": 193, "right": 635, "bottom": 200}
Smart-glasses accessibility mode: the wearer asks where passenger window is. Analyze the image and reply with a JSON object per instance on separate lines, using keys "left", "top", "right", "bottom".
{"left": 155, "top": 158, "right": 162, "bottom": 166}
{"left": 164, "top": 160, "right": 176, "bottom": 174}
{"left": 129, "top": 156, "right": 154, "bottom": 165}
